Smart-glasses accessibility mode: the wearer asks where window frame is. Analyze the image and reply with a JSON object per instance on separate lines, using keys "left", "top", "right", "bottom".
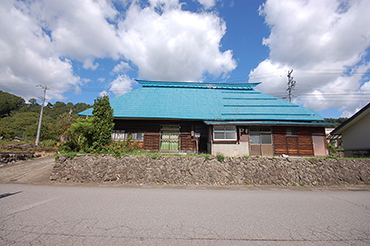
{"left": 286, "top": 128, "right": 297, "bottom": 136}
{"left": 213, "top": 125, "right": 237, "bottom": 141}
{"left": 111, "top": 130, "right": 144, "bottom": 142}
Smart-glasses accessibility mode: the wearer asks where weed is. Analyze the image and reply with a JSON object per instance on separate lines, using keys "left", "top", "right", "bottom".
{"left": 242, "top": 155, "right": 250, "bottom": 159}
{"left": 300, "top": 183, "right": 305, "bottom": 186}
{"left": 205, "top": 156, "right": 210, "bottom": 161}
{"left": 217, "top": 153, "right": 225, "bottom": 162}
{"left": 245, "top": 181, "right": 249, "bottom": 186}
{"left": 292, "top": 183, "right": 297, "bottom": 186}
{"left": 367, "top": 182, "right": 370, "bottom": 186}
{"left": 306, "top": 157, "right": 316, "bottom": 163}
{"left": 158, "top": 182, "right": 163, "bottom": 185}
{"left": 318, "top": 156, "right": 338, "bottom": 160}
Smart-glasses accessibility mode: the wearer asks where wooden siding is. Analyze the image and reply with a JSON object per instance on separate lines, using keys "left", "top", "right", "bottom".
{"left": 113, "top": 120, "right": 207, "bottom": 152}
{"left": 272, "top": 127, "right": 325, "bottom": 156}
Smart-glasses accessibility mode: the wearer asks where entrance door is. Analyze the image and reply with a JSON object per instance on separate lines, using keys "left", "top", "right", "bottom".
{"left": 160, "top": 125, "right": 179, "bottom": 152}
{"left": 312, "top": 133, "right": 326, "bottom": 156}
{"left": 250, "top": 127, "right": 273, "bottom": 156}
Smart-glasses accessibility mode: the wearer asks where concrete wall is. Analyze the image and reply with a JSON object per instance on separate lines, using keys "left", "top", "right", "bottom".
{"left": 211, "top": 142, "right": 249, "bottom": 156}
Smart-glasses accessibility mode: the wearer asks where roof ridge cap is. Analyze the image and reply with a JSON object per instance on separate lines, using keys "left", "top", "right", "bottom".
{"left": 136, "top": 80, "right": 261, "bottom": 90}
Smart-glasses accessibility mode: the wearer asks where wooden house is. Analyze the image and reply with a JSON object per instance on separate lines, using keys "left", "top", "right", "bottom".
{"left": 80, "top": 80, "right": 330, "bottom": 156}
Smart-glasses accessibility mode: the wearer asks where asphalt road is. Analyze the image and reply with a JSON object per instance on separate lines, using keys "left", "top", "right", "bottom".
{"left": 1, "top": 184, "right": 370, "bottom": 245}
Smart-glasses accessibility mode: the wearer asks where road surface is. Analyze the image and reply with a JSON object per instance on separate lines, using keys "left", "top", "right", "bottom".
{"left": 1, "top": 184, "right": 369, "bottom": 245}
{"left": 0, "top": 156, "right": 54, "bottom": 184}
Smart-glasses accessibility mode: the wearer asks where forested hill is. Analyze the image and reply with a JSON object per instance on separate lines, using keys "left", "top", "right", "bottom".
{"left": 0, "top": 90, "right": 91, "bottom": 143}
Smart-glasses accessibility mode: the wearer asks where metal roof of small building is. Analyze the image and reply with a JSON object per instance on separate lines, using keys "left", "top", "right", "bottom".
{"left": 79, "top": 80, "right": 324, "bottom": 124}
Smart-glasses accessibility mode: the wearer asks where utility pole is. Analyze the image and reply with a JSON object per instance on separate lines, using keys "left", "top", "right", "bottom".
{"left": 287, "top": 69, "right": 296, "bottom": 103}
{"left": 35, "top": 85, "right": 50, "bottom": 146}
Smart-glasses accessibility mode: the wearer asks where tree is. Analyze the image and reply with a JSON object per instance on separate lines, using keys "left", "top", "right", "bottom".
{"left": 0, "top": 91, "right": 25, "bottom": 117}
{"left": 0, "top": 127, "right": 15, "bottom": 139}
{"left": 92, "top": 95, "right": 114, "bottom": 149}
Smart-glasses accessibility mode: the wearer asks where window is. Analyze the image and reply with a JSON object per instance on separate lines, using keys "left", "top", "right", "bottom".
{"left": 112, "top": 130, "right": 125, "bottom": 141}
{"left": 126, "top": 132, "right": 144, "bottom": 142}
{"left": 213, "top": 125, "right": 237, "bottom": 141}
{"left": 287, "top": 128, "right": 296, "bottom": 136}
{"left": 250, "top": 128, "right": 272, "bottom": 144}
{"left": 112, "top": 130, "right": 144, "bottom": 142}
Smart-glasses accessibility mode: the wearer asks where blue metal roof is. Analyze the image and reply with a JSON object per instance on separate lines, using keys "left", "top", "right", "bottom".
{"left": 79, "top": 80, "right": 324, "bottom": 123}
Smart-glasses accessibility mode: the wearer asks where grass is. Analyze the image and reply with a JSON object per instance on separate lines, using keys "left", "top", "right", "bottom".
{"left": 217, "top": 153, "right": 225, "bottom": 162}
{"left": 306, "top": 157, "right": 317, "bottom": 163}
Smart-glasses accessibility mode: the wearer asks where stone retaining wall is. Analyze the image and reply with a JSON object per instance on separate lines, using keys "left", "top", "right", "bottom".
{"left": 50, "top": 155, "right": 370, "bottom": 186}
{"left": 0, "top": 152, "right": 40, "bottom": 166}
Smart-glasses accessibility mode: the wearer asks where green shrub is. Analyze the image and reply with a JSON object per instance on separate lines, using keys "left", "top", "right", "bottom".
{"left": 217, "top": 153, "right": 225, "bottom": 162}
{"left": 40, "top": 139, "right": 57, "bottom": 147}
{"left": 0, "top": 127, "right": 15, "bottom": 139}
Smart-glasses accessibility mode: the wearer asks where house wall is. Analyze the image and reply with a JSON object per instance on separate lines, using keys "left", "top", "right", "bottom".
{"left": 114, "top": 120, "right": 327, "bottom": 157}
{"left": 113, "top": 120, "right": 208, "bottom": 153}
{"left": 341, "top": 112, "right": 370, "bottom": 156}
{"left": 209, "top": 126, "right": 326, "bottom": 157}
{"left": 211, "top": 142, "right": 249, "bottom": 157}
{"left": 272, "top": 127, "right": 327, "bottom": 156}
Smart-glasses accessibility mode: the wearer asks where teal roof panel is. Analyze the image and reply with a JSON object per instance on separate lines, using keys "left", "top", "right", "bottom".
{"left": 79, "top": 80, "right": 324, "bottom": 123}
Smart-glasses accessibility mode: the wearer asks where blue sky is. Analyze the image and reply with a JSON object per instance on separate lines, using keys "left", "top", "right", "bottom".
{"left": 1, "top": 0, "right": 370, "bottom": 118}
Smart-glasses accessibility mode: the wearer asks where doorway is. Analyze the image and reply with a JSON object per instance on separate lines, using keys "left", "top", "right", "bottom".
{"left": 250, "top": 127, "right": 273, "bottom": 156}
{"left": 312, "top": 133, "right": 326, "bottom": 156}
{"left": 160, "top": 125, "right": 179, "bottom": 152}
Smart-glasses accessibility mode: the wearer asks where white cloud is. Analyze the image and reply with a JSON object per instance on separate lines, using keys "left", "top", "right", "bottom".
{"left": 99, "top": 90, "right": 109, "bottom": 97}
{"left": 31, "top": 0, "right": 123, "bottom": 63}
{"left": 112, "top": 61, "right": 131, "bottom": 74}
{"left": 0, "top": 0, "right": 236, "bottom": 102}
{"left": 83, "top": 59, "right": 99, "bottom": 70}
{"left": 252, "top": 0, "right": 370, "bottom": 117}
{"left": 0, "top": 0, "right": 80, "bottom": 101}
{"left": 196, "top": 0, "right": 217, "bottom": 9}
{"left": 109, "top": 74, "right": 137, "bottom": 96}
{"left": 117, "top": 0, "right": 236, "bottom": 81}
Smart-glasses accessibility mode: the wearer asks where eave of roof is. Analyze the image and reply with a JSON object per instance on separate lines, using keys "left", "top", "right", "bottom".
{"left": 204, "top": 120, "right": 333, "bottom": 127}
{"left": 332, "top": 102, "right": 370, "bottom": 135}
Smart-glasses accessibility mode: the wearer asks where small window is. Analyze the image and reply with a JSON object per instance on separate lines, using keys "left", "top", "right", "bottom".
{"left": 112, "top": 130, "right": 125, "bottom": 141}
{"left": 112, "top": 130, "right": 144, "bottom": 142}
{"left": 213, "top": 125, "right": 237, "bottom": 141}
{"left": 287, "top": 128, "right": 296, "bottom": 136}
{"left": 126, "top": 132, "right": 144, "bottom": 142}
